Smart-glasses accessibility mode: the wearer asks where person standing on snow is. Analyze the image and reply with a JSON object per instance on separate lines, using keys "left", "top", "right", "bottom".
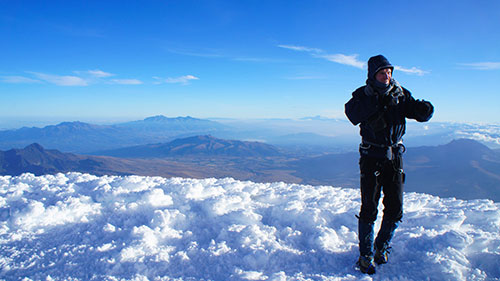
{"left": 344, "top": 55, "right": 433, "bottom": 274}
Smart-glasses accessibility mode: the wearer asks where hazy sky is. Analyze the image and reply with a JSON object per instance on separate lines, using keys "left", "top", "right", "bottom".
{"left": 1, "top": 0, "right": 499, "bottom": 126}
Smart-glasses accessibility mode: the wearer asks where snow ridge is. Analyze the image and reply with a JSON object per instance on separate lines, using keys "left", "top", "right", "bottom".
{"left": 0, "top": 173, "right": 499, "bottom": 280}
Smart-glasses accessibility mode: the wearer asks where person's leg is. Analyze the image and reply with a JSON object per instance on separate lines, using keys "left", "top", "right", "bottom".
{"left": 358, "top": 156, "right": 382, "bottom": 257}
{"left": 374, "top": 218, "right": 398, "bottom": 264}
{"left": 358, "top": 219, "right": 375, "bottom": 257}
{"left": 375, "top": 156, "right": 404, "bottom": 263}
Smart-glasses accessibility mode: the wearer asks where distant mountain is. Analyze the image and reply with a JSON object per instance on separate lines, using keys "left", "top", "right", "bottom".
{"left": 0, "top": 116, "right": 228, "bottom": 153}
{"left": 3, "top": 116, "right": 500, "bottom": 157}
{"left": 0, "top": 143, "right": 233, "bottom": 179}
{"left": 405, "top": 121, "right": 500, "bottom": 149}
{"left": 95, "top": 135, "right": 282, "bottom": 158}
{"left": 117, "top": 115, "right": 225, "bottom": 131}
{"left": 291, "top": 138, "right": 500, "bottom": 201}
{"left": 0, "top": 143, "right": 97, "bottom": 176}
{"left": 0, "top": 121, "right": 120, "bottom": 153}
{"left": 404, "top": 138, "right": 500, "bottom": 201}
{"left": 1, "top": 138, "right": 499, "bottom": 201}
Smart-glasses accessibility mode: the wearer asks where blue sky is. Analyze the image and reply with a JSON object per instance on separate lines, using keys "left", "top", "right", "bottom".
{"left": 1, "top": 0, "right": 499, "bottom": 127}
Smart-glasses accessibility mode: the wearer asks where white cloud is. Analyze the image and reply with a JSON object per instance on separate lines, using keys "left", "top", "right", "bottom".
{"left": 1, "top": 70, "right": 199, "bottom": 86}
{"left": 279, "top": 44, "right": 428, "bottom": 75}
{"left": 28, "top": 72, "right": 88, "bottom": 86}
{"left": 154, "top": 75, "right": 199, "bottom": 85}
{"left": 279, "top": 44, "right": 365, "bottom": 69}
{"left": 458, "top": 62, "right": 500, "bottom": 70}
{"left": 394, "top": 66, "right": 428, "bottom": 76}
{"left": 1, "top": 70, "right": 146, "bottom": 86}
{"left": 278, "top": 45, "right": 322, "bottom": 53}
{"left": 1, "top": 76, "right": 41, "bottom": 84}
{"left": 110, "top": 79, "right": 143, "bottom": 85}
{"left": 85, "top": 70, "right": 115, "bottom": 78}
{"left": 316, "top": 54, "right": 366, "bottom": 69}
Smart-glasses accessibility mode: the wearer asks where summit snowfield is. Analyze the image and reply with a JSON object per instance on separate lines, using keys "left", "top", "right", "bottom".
{"left": 1, "top": 173, "right": 499, "bottom": 280}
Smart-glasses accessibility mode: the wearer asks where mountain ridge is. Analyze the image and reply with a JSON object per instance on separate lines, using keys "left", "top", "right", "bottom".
{"left": 0, "top": 116, "right": 228, "bottom": 153}
{"left": 0, "top": 138, "right": 499, "bottom": 201}
{"left": 95, "top": 135, "right": 282, "bottom": 158}
{"left": 0, "top": 142, "right": 84, "bottom": 175}
{"left": 1, "top": 116, "right": 500, "bottom": 155}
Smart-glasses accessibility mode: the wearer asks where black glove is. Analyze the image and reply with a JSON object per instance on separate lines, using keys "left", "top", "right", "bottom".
{"left": 380, "top": 91, "right": 403, "bottom": 108}
{"left": 415, "top": 99, "right": 433, "bottom": 116}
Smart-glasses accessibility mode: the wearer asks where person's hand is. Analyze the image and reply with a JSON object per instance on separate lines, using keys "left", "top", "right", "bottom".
{"left": 385, "top": 94, "right": 398, "bottom": 107}
{"left": 380, "top": 92, "right": 402, "bottom": 108}
{"left": 415, "top": 99, "right": 433, "bottom": 115}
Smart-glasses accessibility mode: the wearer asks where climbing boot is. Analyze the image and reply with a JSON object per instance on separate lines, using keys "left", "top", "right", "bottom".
{"left": 357, "top": 255, "right": 376, "bottom": 274}
{"left": 374, "top": 246, "right": 390, "bottom": 265}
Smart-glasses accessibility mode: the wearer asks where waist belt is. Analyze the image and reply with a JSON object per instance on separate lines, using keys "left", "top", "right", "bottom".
{"left": 359, "top": 140, "right": 405, "bottom": 160}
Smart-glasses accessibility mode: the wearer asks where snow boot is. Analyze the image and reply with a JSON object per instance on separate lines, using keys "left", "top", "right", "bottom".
{"left": 374, "top": 246, "right": 390, "bottom": 264}
{"left": 374, "top": 219, "right": 398, "bottom": 264}
{"left": 357, "top": 255, "right": 376, "bottom": 275}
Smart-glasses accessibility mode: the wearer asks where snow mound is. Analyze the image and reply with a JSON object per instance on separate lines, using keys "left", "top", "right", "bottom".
{"left": 0, "top": 173, "right": 499, "bottom": 280}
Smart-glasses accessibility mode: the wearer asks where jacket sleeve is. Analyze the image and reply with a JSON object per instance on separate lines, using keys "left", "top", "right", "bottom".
{"left": 345, "top": 87, "right": 379, "bottom": 126}
{"left": 403, "top": 88, "right": 434, "bottom": 122}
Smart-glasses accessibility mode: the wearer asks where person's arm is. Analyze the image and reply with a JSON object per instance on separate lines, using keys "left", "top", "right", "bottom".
{"left": 345, "top": 88, "right": 379, "bottom": 126}
{"left": 403, "top": 88, "right": 434, "bottom": 122}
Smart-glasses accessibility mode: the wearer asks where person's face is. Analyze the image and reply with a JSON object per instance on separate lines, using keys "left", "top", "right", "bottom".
{"left": 375, "top": 68, "right": 392, "bottom": 84}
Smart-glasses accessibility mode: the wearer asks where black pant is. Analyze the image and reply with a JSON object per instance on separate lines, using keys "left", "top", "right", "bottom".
{"left": 359, "top": 154, "right": 404, "bottom": 224}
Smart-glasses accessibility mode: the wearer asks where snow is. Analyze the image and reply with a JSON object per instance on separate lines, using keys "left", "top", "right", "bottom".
{"left": 0, "top": 173, "right": 499, "bottom": 280}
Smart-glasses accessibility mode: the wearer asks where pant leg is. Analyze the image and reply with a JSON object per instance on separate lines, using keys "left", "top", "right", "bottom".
{"left": 375, "top": 219, "right": 399, "bottom": 251}
{"left": 375, "top": 155, "right": 404, "bottom": 250}
{"left": 358, "top": 220, "right": 374, "bottom": 257}
{"left": 358, "top": 156, "right": 383, "bottom": 256}
{"left": 380, "top": 155, "right": 404, "bottom": 222}
{"left": 359, "top": 156, "right": 383, "bottom": 223}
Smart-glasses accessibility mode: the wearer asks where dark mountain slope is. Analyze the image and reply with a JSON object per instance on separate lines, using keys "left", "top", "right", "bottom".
{"left": 404, "top": 138, "right": 500, "bottom": 200}
{"left": 0, "top": 116, "right": 228, "bottom": 153}
{"left": 291, "top": 139, "right": 500, "bottom": 201}
{"left": 1, "top": 139, "right": 499, "bottom": 201}
{"left": 95, "top": 135, "right": 282, "bottom": 158}
{"left": 0, "top": 143, "right": 95, "bottom": 175}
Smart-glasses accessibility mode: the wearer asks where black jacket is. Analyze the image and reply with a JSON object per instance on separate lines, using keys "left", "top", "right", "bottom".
{"left": 345, "top": 84, "right": 433, "bottom": 156}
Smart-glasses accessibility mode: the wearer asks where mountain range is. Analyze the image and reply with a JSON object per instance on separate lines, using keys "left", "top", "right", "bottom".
{"left": 2, "top": 115, "right": 499, "bottom": 155}
{"left": 0, "top": 143, "right": 89, "bottom": 176}
{"left": 404, "top": 139, "right": 500, "bottom": 200}
{"left": 1, "top": 136, "right": 499, "bottom": 202}
{"left": 292, "top": 138, "right": 500, "bottom": 201}
{"left": 95, "top": 135, "right": 282, "bottom": 158}
{"left": 0, "top": 116, "right": 227, "bottom": 153}
{"left": 0, "top": 142, "right": 220, "bottom": 179}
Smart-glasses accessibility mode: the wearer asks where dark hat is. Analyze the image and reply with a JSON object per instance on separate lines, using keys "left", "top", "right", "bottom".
{"left": 367, "top": 55, "right": 394, "bottom": 80}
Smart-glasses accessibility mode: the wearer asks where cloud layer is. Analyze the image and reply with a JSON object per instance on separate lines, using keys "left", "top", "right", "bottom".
{"left": 1, "top": 70, "right": 199, "bottom": 86}
{"left": 458, "top": 62, "right": 500, "bottom": 70}
{"left": 153, "top": 75, "right": 199, "bottom": 85}
{"left": 29, "top": 72, "right": 89, "bottom": 86}
{"left": 279, "top": 44, "right": 428, "bottom": 75}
